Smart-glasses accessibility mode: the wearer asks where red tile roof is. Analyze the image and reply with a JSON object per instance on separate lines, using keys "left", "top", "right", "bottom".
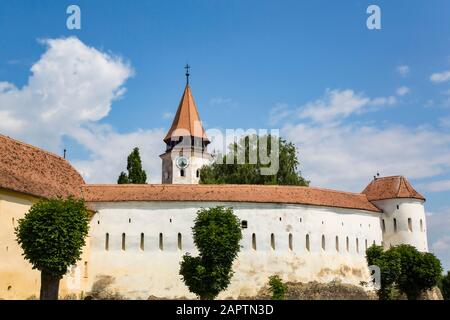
{"left": 81, "top": 184, "right": 381, "bottom": 212}
{"left": 0, "top": 134, "right": 85, "bottom": 198}
{"left": 163, "top": 85, "right": 209, "bottom": 143}
{"left": 362, "top": 176, "right": 425, "bottom": 202}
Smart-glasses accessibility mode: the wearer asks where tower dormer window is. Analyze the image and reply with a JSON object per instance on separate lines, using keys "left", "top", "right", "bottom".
{"left": 180, "top": 169, "right": 185, "bottom": 177}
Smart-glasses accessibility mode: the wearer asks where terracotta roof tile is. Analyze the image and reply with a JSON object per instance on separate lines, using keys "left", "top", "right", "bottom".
{"left": 163, "top": 85, "right": 209, "bottom": 142}
{"left": 0, "top": 134, "right": 85, "bottom": 198}
{"left": 362, "top": 176, "right": 425, "bottom": 202}
{"left": 81, "top": 184, "right": 381, "bottom": 213}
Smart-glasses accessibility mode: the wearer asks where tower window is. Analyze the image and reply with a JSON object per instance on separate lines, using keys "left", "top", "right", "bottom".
{"left": 241, "top": 220, "right": 248, "bottom": 229}
{"left": 408, "top": 218, "right": 413, "bottom": 232}
{"left": 393, "top": 218, "right": 398, "bottom": 232}
{"left": 105, "top": 233, "right": 109, "bottom": 251}
{"left": 159, "top": 233, "right": 164, "bottom": 251}
{"left": 196, "top": 170, "right": 200, "bottom": 178}
{"left": 289, "top": 233, "right": 293, "bottom": 251}
{"left": 420, "top": 219, "right": 423, "bottom": 232}
{"left": 140, "top": 233, "right": 145, "bottom": 251}
{"left": 121, "top": 233, "right": 126, "bottom": 251}
{"left": 335, "top": 236, "right": 339, "bottom": 252}
{"left": 178, "top": 233, "right": 182, "bottom": 250}
{"left": 180, "top": 169, "right": 185, "bottom": 177}
{"left": 270, "top": 233, "right": 275, "bottom": 250}
{"left": 365, "top": 239, "right": 368, "bottom": 251}
{"left": 252, "top": 233, "right": 257, "bottom": 250}
{"left": 84, "top": 262, "right": 88, "bottom": 279}
{"left": 322, "top": 235, "right": 326, "bottom": 251}
{"left": 346, "top": 237, "right": 349, "bottom": 252}
{"left": 356, "top": 238, "right": 359, "bottom": 253}
{"left": 382, "top": 219, "right": 386, "bottom": 233}
{"left": 306, "top": 234, "right": 310, "bottom": 252}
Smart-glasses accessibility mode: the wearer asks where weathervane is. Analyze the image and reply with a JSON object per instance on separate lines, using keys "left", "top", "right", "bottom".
{"left": 185, "top": 64, "right": 190, "bottom": 85}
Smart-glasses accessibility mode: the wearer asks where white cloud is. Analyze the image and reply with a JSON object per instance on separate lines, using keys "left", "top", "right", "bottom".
{"left": 396, "top": 86, "right": 410, "bottom": 96}
{"left": 418, "top": 180, "right": 450, "bottom": 193}
{"left": 71, "top": 125, "right": 165, "bottom": 183}
{"left": 278, "top": 89, "right": 450, "bottom": 191}
{"left": 0, "top": 37, "right": 166, "bottom": 183}
{"left": 396, "top": 65, "right": 410, "bottom": 77}
{"left": 430, "top": 70, "right": 450, "bottom": 83}
{"left": 282, "top": 122, "right": 450, "bottom": 191}
{"left": 0, "top": 37, "right": 133, "bottom": 148}
{"left": 162, "top": 112, "right": 174, "bottom": 120}
{"left": 297, "top": 89, "right": 396, "bottom": 124}
{"left": 269, "top": 103, "right": 292, "bottom": 125}
{"left": 209, "top": 97, "right": 239, "bottom": 110}
{"left": 427, "top": 208, "right": 450, "bottom": 270}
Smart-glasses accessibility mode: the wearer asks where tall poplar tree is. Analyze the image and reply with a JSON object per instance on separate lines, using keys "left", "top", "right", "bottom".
{"left": 117, "top": 147, "right": 147, "bottom": 184}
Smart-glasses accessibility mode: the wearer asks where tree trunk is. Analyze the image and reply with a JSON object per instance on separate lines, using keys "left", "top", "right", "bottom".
{"left": 40, "top": 271, "right": 61, "bottom": 300}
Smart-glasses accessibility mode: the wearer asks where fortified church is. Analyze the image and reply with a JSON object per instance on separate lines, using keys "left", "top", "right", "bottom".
{"left": 0, "top": 72, "right": 429, "bottom": 299}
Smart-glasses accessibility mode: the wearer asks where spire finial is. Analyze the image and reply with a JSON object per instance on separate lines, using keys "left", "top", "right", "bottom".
{"left": 185, "top": 64, "right": 190, "bottom": 85}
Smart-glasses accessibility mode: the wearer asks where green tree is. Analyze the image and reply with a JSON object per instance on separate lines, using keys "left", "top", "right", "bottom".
{"left": 366, "top": 244, "right": 443, "bottom": 300}
{"left": 179, "top": 206, "right": 242, "bottom": 300}
{"left": 366, "top": 245, "right": 402, "bottom": 300}
{"left": 268, "top": 275, "right": 288, "bottom": 300}
{"left": 440, "top": 271, "right": 450, "bottom": 300}
{"left": 117, "top": 172, "right": 129, "bottom": 184}
{"left": 200, "top": 135, "right": 309, "bottom": 186}
{"left": 117, "top": 147, "right": 147, "bottom": 184}
{"left": 15, "top": 198, "right": 89, "bottom": 300}
{"left": 392, "top": 244, "right": 443, "bottom": 300}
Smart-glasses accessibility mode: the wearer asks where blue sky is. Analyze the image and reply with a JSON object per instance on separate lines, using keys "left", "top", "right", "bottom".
{"left": 0, "top": 1, "right": 450, "bottom": 269}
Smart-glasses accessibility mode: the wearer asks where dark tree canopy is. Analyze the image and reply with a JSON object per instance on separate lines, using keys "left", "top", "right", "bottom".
{"left": 15, "top": 197, "right": 90, "bottom": 299}
{"left": 366, "top": 244, "right": 442, "bottom": 300}
{"left": 393, "top": 244, "right": 443, "bottom": 300}
{"left": 118, "top": 147, "right": 147, "bottom": 184}
{"left": 441, "top": 271, "right": 450, "bottom": 300}
{"left": 179, "top": 206, "right": 242, "bottom": 300}
{"left": 366, "top": 245, "right": 402, "bottom": 300}
{"left": 199, "top": 135, "right": 309, "bottom": 186}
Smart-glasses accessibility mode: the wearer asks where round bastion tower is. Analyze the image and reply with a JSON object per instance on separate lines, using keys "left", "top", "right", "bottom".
{"left": 362, "top": 176, "right": 428, "bottom": 252}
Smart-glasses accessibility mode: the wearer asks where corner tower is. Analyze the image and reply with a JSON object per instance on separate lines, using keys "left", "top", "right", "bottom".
{"left": 160, "top": 67, "right": 212, "bottom": 184}
{"left": 363, "top": 176, "right": 428, "bottom": 252}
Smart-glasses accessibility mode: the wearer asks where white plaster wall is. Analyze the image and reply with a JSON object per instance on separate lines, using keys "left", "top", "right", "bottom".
{"left": 374, "top": 199, "right": 428, "bottom": 252}
{"left": 81, "top": 201, "right": 382, "bottom": 299}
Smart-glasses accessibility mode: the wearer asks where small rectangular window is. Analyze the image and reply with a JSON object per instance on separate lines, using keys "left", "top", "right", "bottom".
{"left": 271, "top": 233, "right": 275, "bottom": 250}
{"left": 159, "top": 233, "right": 164, "bottom": 251}
{"left": 140, "top": 233, "right": 145, "bottom": 251}
{"left": 241, "top": 220, "right": 248, "bottom": 229}
{"left": 84, "top": 262, "right": 88, "bottom": 278}
{"left": 178, "top": 233, "right": 182, "bottom": 250}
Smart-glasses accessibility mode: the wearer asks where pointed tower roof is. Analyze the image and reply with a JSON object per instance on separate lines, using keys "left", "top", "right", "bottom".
{"left": 163, "top": 84, "right": 209, "bottom": 143}
{"left": 362, "top": 175, "right": 425, "bottom": 202}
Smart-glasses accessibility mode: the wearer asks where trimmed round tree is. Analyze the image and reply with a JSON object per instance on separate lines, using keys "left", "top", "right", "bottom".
{"left": 180, "top": 206, "right": 242, "bottom": 300}
{"left": 392, "top": 244, "right": 442, "bottom": 300}
{"left": 15, "top": 197, "right": 90, "bottom": 300}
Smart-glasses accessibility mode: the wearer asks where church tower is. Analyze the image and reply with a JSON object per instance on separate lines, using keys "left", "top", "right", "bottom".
{"left": 160, "top": 66, "right": 212, "bottom": 184}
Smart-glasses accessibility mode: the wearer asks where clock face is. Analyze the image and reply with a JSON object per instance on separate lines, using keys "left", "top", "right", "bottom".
{"left": 176, "top": 156, "right": 189, "bottom": 169}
